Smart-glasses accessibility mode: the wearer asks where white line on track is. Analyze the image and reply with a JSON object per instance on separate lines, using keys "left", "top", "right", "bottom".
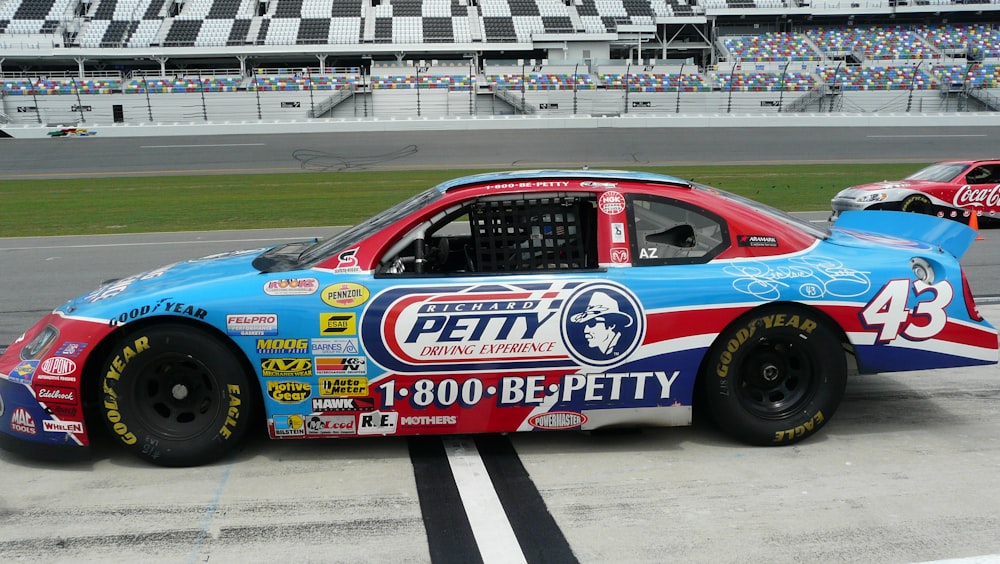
{"left": 443, "top": 437, "right": 528, "bottom": 564}
{"left": 866, "top": 134, "right": 988, "bottom": 138}
{"left": 140, "top": 143, "right": 268, "bottom": 148}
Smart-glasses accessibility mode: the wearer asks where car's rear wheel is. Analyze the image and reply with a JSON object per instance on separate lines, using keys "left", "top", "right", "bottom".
{"left": 99, "top": 324, "right": 255, "bottom": 466}
{"left": 703, "top": 306, "right": 846, "bottom": 446}
{"left": 900, "top": 194, "right": 933, "bottom": 215}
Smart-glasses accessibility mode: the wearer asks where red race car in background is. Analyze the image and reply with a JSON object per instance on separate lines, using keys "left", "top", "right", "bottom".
{"left": 830, "top": 160, "right": 1000, "bottom": 225}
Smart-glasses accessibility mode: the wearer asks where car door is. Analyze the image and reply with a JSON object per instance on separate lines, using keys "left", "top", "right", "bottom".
{"left": 356, "top": 191, "right": 615, "bottom": 436}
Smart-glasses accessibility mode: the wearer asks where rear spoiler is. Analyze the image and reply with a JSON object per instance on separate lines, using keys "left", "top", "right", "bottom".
{"left": 832, "top": 210, "right": 978, "bottom": 259}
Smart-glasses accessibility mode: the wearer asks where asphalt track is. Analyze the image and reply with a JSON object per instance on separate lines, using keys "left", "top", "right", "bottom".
{"left": 3, "top": 127, "right": 1000, "bottom": 563}
{"left": 1, "top": 125, "right": 999, "bottom": 179}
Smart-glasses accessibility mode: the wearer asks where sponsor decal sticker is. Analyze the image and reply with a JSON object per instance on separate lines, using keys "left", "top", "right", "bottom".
{"left": 737, "top": 235, "right": 779, "bottom": 248}
{"left": 311, "top": 396, "right": 376, "bottom": 412}
{"left": 315, "top": 356, "right": 367, "bottom": 376}
{"left": 322, "top": 283, "right": 370, "bottom": 308}
{"left": 8, "top": 360, "right": 38, "bottom": 384}
{"left": 40, "top": 357, "right": 77, "bottom": 376}
{"left": 266, "top": 381, "right": 312, "bottom": 404}
{"left": 598, "top": 191, "right": 626, "bottom": 215}
{"left": 10, "top": 407, "right": 36, "bottom": 435}
{"left": 272, "top": 415, "right": 305, "bottom": 437}
{"left": 358, "top": 411, "right": 398, "bottom": 435}
{"left": 311, "top": 338, "right": 360, "bottom": 355}
{"left": 528, "top": 411, "right": 587, "bottom": 430}
{"left": 263, "top": 277, "right": 319, "bottom": 296}
{"left": 305, "top": 414, "right": 356, "bottom": 436}
{"left": 561, "top": 283, "right": 645, "bottom": 367}
{"left": 227, "top": 314, "right": 278, "bottom": 336}
{"left": 261, "top": 358, "right": 312, "bottom": 377}
{"left": 319, "top": 377, "right": 369, "bottom": 397}
{"left": 42, "top": 420, "right": 84, "bottom": 434}
{"left": 333, "top": 248, "right": 361, "bottom": 273}
{"left": 953, "top": 184, "right": 1000, "bottom": 208}
{"left": 611, "top": 223, "right": 626, "bottom": 244}
{"left": 55, "top": 342, "right": 88, "bottom": 358}
{"left": 256, "top": 338, "right": 309, "bottom": 355}
{"left": 45, "top": 403, "right": 79, "bottom": 418}
{"left": 363, "top": 281, "right": 645, "bottom": 373}
{"left": 400, "top": 415, "right": 458, "bottom": 427}
{"left": 610, "top": 248, "right": 630, "bottom": 264}
{"left": 319, "top": 313, "right": 357, "bottom": 335}
{"left": 36, "top": 386, "right": 75, "bottom": 404}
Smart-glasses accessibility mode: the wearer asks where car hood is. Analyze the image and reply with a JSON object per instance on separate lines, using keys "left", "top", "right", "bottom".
{"left": 830, "top": 210, "right": 977, "bottom": 259}
{"left": 839, "top": 179, "right": 937, "bottom": 194}
{"left": 58, "top": 247, "right": 268, "bottom": 314}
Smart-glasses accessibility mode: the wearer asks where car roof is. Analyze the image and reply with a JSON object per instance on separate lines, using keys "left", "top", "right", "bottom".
{"left": 435, "top": 169, "right": 692, "bottom": 193}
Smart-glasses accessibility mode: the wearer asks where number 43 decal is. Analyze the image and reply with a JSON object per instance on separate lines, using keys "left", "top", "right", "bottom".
{"left": 861, "top": 279, "right": 954, "bottom": 342}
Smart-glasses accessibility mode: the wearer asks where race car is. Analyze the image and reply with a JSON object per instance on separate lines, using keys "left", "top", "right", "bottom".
{"left": 1, "top": 169, "right": 996, "bottom": 466}
{"left": 830, "top": 159, "right": 1000, "bottom": 224}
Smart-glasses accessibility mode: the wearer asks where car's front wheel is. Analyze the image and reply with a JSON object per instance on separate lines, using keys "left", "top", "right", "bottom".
{"left": 900, "top": 194, "right": 933, "bottom": 215}
{"left": 702, "top": 306, "right": 847, "bottom": 446}
{"left": 99, "top": 324, "right": 255, "bottom": 466}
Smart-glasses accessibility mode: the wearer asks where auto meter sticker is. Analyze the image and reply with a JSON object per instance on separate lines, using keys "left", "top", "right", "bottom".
{"left": 361, "top": 281, "right": 644, "bottom": 373}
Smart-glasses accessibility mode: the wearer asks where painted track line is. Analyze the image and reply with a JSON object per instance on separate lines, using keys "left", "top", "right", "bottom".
{"left": 444, "top": 437, "right": 528, "bottom": 564}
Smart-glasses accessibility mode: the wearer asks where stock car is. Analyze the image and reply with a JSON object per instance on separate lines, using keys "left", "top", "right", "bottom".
{"left": 1, "top": 169, "right": 997, "bottom": 467}
{"left": 830, "top": 159, "right": 1000, "bottom": 224}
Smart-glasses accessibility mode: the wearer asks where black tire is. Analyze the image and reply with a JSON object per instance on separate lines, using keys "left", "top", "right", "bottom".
{"left": 703, "top": 307, "right": 846, "bottom": 446}
{"left": 900, "top": 194, "right": 933, "bottom": 215}
{"left": 100, "top": 324, "right": 255, "bottom": 466}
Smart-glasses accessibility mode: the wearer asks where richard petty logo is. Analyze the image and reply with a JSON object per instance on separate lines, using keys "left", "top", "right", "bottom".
{"left": 361, "top": 282, "right": 645, "bottom": 373}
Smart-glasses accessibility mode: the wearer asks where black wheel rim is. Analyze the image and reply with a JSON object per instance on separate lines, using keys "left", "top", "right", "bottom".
{"left": 903, "top": 197, "right": 931, "bottom": 214}
{"left": 735, "top": 338, "right": 817, "bottom": 420}
{"left": 131, "top": 352, "right": 223, "bottom": 440}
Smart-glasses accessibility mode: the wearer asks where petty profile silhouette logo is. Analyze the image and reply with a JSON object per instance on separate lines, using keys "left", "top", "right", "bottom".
{"left": 562, "top": 284, "right": 644, "bottom": 366}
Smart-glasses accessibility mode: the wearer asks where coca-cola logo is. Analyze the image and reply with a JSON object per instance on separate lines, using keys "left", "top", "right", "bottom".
{"left": 952, "top": 184, "right": 1000, "bottom": 208}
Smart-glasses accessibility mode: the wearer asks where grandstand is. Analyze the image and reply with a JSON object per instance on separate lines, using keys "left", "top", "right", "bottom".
{"left": 2, "top": 0, "right": 1000, "bottom": 127}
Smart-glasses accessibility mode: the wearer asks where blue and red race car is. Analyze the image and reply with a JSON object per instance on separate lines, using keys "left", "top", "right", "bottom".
{"left": 1, "top": 170, "right": 996, "bottom": 466}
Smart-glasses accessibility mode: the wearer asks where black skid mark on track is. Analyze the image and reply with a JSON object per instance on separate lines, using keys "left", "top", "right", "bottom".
{"left": 292, "top": 145, "right": 418, "bottom": 171}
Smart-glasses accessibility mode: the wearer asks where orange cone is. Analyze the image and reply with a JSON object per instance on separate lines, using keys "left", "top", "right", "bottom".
{"left": 970, "top": 211, "right": 985, "bottom": 241}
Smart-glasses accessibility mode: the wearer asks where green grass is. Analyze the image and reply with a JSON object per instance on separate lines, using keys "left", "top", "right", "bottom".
{"left": 1, "top": 163, "right": 923, "bottom": 237}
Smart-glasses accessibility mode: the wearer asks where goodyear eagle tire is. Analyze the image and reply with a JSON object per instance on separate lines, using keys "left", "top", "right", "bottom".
{"left": 704, "top": 307, "right": 846, "bottom": 446}
{"left": 900, "top": 194, "right": 933, "bottom": 215}
{"left": 100, "top": 324, "right": 254, "bottom": 467}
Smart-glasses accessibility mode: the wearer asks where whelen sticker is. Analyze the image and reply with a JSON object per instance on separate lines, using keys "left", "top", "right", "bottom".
{"left": 361, "top": 281, "right": 645, "bottom": 373}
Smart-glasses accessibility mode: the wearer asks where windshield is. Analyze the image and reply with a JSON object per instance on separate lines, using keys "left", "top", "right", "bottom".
{"left": 296, "top": 187, "right": 443, "bottom": 266}
{"left": 691, "top": 182, "right": 830, "bottom": 239}
{"left": 905, "top": 163, "right": 968, "bottom": 182}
